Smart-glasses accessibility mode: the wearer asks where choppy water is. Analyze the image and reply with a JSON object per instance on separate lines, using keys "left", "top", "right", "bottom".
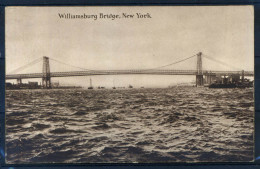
{"left": 5, "top": 87, "right": 254, "bottom": 163}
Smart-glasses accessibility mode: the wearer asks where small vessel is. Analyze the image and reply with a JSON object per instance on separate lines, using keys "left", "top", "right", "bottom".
{"left": 88, "top": 78, "right": 93, "bottom": 89}
{"left": 128, "top": 85, "right": 133, "bottom": 88}
{"left": 209, "top": 83, "right": 237, "bottom": 88}
{"left": 112, "top": 79, "right": 116, "bottom": 89}
{"left": 209, "top": 81, "right": 253, "bottom": 88}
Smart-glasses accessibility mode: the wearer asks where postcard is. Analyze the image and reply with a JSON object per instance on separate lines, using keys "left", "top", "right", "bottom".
{"left": 5, "top": 6, "right": 254, "bottom": 163}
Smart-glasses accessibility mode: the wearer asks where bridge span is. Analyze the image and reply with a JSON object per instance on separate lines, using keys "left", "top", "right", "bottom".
{"left": 5, "top": 52, "right": 254, "bottom": 88}
{"left": 6, "top": 69, "right": 254, "bottom": 79}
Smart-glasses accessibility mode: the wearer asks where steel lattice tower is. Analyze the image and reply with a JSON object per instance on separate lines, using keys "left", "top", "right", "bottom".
{"left": 196, "top": 52, "right": 203, "bottom": 86}
{"left": 42, "top": 56, "right": 51, "bottom": 88}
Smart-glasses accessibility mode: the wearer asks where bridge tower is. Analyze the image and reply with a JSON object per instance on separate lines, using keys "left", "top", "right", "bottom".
{"left": 196, "top": 52, "right": 204, "bottom": 87}
{"left": 17, "top": 78, "right": 22, "bottom": 85}
{"left": 42, "top": 56, "right": 51, "bottom": 88}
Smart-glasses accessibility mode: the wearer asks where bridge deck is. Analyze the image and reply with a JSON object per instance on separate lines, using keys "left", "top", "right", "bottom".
{"left": 5, "top": 70, "right": 254, "bottom": 79}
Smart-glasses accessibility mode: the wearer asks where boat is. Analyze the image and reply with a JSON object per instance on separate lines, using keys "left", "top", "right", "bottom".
{"left": 209, "top": 83, "right": 237, "bottom": 88}
{"left": 112, "top": 79, "right": 116, "bottom": 89}
{"left": 88, "top": 78, "right": 93, "bottom": 89}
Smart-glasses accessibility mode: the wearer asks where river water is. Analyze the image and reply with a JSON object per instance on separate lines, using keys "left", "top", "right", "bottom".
{"left": 5, "top": 87, "right": 254, "bottom": 163}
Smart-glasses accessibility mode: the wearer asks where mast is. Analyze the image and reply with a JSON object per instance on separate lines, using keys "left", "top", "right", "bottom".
{"left": 90, "top": 78, "right": 92, "bottom": 87}
{"left": 113, "top": 79, "right": 115, "bottom": 88}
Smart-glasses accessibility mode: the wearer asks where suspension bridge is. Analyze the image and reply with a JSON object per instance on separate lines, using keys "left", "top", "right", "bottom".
{"left": 6, "top": 52, "right": 254, "bottom": 88}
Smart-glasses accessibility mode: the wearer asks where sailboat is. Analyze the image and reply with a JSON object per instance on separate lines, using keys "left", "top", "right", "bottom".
{"left": 112, "top": 79, "right": 116, "bottom": 89}
{"left": 88, "top": 78, "right": 93, "bottom": 89}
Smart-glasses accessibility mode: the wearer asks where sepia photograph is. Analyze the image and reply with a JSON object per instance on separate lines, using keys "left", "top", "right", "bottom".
{"left": 5, "top": 6, "right": 254, "bottom": 163}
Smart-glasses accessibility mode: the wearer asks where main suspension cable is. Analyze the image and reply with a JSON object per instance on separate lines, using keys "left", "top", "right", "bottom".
{"left": 49, "top": 54, "right": 197, "bottom": 72}
{"left": 8, "top": 57, "right": 42, "bottom": 74}
{"left": 49, "top": 58, "right": 95, "bottom": 72}
{"left": 202, "top": 54, "right": 241, "bottom": 70}
{"left": 142, "top": 54, "right": 197, "bottom": 70}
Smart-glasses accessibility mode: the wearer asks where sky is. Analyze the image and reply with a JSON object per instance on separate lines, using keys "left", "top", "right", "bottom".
{"left": 5, "top": 6, "right": 254, "bottom": 88}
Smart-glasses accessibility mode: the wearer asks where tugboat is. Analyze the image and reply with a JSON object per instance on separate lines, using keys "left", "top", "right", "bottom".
{"left": 88, "top": 78, "right": 93, "bottom": 89}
